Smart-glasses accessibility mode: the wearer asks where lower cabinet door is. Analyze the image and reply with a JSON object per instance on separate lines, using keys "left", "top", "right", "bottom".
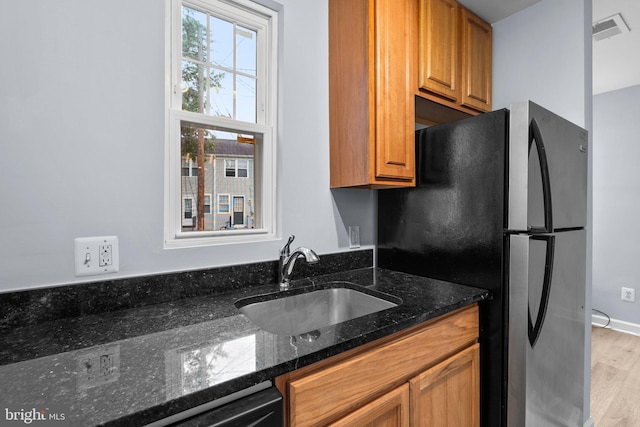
{"left": 410, "top": 344, "right": 480, "bottom": 427}
{"left": 329, "top": 384, "right": 410, "bottom": 427}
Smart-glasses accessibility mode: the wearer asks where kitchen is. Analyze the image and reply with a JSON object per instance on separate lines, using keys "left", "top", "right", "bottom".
{"left": 0, "top": 0, "right": 598, "bottom": 426}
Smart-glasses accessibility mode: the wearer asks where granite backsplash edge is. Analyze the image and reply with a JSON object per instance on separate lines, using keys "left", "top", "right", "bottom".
{"left": 0, "top": 249, "right": 373, "bottom": 330}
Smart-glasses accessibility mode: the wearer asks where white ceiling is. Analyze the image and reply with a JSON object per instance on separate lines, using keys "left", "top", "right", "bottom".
{"left": 458, "top": 0, "right": 640, "bottom": 95}
{"left": 457, "top": 0, "right": 541, "bottom": 23}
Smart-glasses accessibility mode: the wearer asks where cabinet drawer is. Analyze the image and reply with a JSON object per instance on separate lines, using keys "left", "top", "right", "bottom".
{"left": 287, "top": 305, "right": 478, "bottom": 426}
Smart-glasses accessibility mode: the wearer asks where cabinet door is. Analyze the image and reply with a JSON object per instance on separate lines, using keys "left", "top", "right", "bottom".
{"left": 410, "top": 344, "right": 480, "bottom": 427}
{"left": 374, "top": 0, "right": 416, "bottom": 182}
{"left": 459, "top": 7, "right": 492, "bottom": 112}
{"left": 329, "top": 384, "right": 409, "bottom": 427}
{"left": 419, "top": 0, "right": 459, "bottom": 101}
{"left": 284, "top": 306, "right": 479, "bottom": 427}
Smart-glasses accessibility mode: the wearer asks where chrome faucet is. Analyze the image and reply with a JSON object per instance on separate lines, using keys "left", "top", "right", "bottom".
{"left": 278, "top": 235, "right": 319, "bottom": 290}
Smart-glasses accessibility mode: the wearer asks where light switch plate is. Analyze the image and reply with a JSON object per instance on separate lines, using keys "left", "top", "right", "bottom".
{"left": 74, "top": 236, "right": 119, "bottom": 277}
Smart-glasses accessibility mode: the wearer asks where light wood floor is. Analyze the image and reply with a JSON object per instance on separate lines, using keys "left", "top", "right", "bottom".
{"left": 591, "top": 326, "right": 640, "bottom": 427}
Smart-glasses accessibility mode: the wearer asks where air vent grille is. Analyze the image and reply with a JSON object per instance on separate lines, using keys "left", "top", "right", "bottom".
{"left": 593, "top": 13, "right": 630, "bottom": 42}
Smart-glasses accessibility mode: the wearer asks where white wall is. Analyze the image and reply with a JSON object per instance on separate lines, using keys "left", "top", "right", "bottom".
{"left": 592, "top": 84, "right": 640, "bottom": 326}
{"left": 0, "top": 0, "right": 375, "bottom": 292}
{"left": 493, "top": 0, "right": 591, "bottom": 126}
{"left": 492, "top": 0, "right": 593, "bottom": 424}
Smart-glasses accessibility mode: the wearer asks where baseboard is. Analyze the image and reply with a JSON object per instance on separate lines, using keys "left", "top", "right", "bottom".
{"left": 592, "top": 314, "right": 640, "bottom": 336}
{"left": 583, "top": 416, "right": 595, "bottom": 427}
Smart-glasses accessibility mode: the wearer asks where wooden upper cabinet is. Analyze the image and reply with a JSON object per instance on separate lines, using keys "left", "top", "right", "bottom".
{"left": 374, "top": 0, "right": 417, "bottom": 183}
{"left": 418, "top": 0, "right": 492, "bottom": 114}
{"left": 329, "top": 0, "right": 416, "bottom": 188}
{"left": 419, "top": 0, "right": 459, "bottom": 101}
{"left": 460, "top": 7, "right": 492, "bottom": 112}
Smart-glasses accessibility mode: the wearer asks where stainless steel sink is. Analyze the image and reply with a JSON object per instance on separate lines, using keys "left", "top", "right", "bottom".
{"left": 235, "top": 283, "right": 400, "bottom": 336}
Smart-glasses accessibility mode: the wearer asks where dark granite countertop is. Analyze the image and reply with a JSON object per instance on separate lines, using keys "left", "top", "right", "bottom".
{"left": 0, "top": 267, "right": 488, "bottom": 426}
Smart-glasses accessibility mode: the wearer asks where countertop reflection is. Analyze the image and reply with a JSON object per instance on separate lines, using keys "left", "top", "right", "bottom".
{"left": 0, "top": 268, "right": 488, "bottom": 426}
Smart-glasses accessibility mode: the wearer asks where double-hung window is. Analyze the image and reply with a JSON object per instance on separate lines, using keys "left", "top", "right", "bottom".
{"left": 165, "top": 0, "right": 278, "bottom": 247}
{"left": 225, "top": 159, "right": 236, "bottom": 177}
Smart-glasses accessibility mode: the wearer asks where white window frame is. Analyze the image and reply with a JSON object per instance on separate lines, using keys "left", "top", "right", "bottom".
{"left": 183, "top": 196, "right": 195, "bottom": 219}
{"left": 218, "top": 193, "right": 230, "bottom": 213}
{"left": 204, "top": 193, "right": 212, "bottom": 214}
{"left": 182, "top": 158, "right": 199, "bottom": 177}
{"left": 164, "top": 0, "right": 278, "bottom": 248}
{"left": 225, "top": 159, "right": 237, "bottom": 177}
{"left": 237, "top": 159, "right": 249, "bottom": 177}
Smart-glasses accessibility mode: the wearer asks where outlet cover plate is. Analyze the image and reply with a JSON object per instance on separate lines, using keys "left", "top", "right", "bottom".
{"left": 349, "top": 226, "right": 361, "bottom": 249}
{"left": 74, "top": 236, "right": 119, "bottom": 277}
{"left": 621, "top": 287, "right": 635, "bottom": 302}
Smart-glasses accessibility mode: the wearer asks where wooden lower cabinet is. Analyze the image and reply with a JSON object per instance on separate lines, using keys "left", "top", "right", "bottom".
{"left": 329, "top": 384, "right": 410, "bottom": 427}
{"left": 276, "top": 305, "right": 480, "bottom": 427}
{"left": 410, "top": 343, "right": 480, "bottom": 427}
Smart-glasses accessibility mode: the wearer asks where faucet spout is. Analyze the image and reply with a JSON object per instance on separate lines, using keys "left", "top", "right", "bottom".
{"left": 279, "top": 245, "right": 319, "bottom": 290}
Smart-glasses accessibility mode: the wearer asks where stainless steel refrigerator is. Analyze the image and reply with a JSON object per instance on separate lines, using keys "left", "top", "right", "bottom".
{"left": 378, "top": 101, "right": 588, "bottom": 427}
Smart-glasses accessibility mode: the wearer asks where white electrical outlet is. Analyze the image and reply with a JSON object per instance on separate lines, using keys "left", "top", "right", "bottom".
{"left": 349, "top": 226, "right": 360, "bottom": 249}
{"left": 75, "top": 236, "right": 119, "bottom": 277}
{"left": 621, "top": 287, "right": 635, "bottom": 302}
{"left": 99, "top": 244, "right": 113, "bottom": 267}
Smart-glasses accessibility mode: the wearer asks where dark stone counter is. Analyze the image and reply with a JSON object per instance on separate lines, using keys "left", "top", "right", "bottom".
{"left": 0, "top": 266, "right": 488, "bottom": 426}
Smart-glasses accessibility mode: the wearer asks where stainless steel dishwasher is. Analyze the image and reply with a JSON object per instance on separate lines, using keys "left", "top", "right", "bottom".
{"left": 146, "top": 382, "right": 283, "bottom": 427}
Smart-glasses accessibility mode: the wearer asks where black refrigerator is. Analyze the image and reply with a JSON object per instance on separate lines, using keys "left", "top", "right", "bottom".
{"left": 378, "top": 101, "right": 588, "bottom": 427}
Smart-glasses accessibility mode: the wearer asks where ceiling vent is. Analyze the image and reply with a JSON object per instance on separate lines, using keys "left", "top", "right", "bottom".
{"left": 593, "top": 13, "right": 630, "bottom": 42}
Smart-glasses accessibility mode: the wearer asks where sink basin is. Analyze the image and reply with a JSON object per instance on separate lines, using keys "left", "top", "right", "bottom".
{"left": 235, "top": 282, "right": 400, "bottom": 336}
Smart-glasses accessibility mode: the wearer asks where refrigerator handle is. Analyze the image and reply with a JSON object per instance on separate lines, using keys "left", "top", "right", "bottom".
{"left": 529, "top": 118, "right": 554, "bottom": 233}
{"left": 528, "top": 235, "right": 555, "bottom": 348}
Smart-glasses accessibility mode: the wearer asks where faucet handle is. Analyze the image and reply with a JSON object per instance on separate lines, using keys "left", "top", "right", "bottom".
{"left": 280, "top": 235, "right": 295, "bottom": 257}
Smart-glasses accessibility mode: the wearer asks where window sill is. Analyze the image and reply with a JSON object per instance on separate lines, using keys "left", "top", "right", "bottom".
{"left": 164, "top": 228, "right": 276, "bottom": 249}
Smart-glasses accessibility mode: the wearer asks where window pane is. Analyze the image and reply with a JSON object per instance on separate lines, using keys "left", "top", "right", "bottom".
{"left": 204, "top": 194, "right": 211, "bottom": 214}
{"left": 180, "top": 123, "right": 257, "bottom": 232}
{"left": 236, "top": 26, "right": 257, "bottom": 76}
{"left": 218, "top": 194, "right": 230, "bottom": 213}
{"left": 237, "top": 159, "right": 248, "bottom": 177}
{"left": 225, "top": 159, "right": 235, "bottom": 177}
{"left": 210, "top": 15, "right": 234, "bottom": 69}
{"left": 233, "top": 197, "right": 244, "bottom": 211}
{"left": 182, "top": 60, "right": 209, "bottom": 113}
{"left": 182, "top": 7, "right": 208, "bottom": 62}
{"left": 209, "top": 71, "right": 233, "bottom": 118}
{"left": 236, "top": 75, "right": 256, "bottom": 123}
{"left": 180, "top": 124, "right": 216, "bottom": 163}
{"left": 181, "top": 9, "right": 257, "bottom": 123}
